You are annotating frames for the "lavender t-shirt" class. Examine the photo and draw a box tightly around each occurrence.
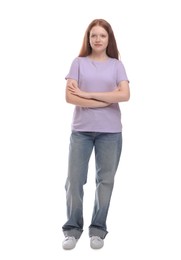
[65,56,129,132]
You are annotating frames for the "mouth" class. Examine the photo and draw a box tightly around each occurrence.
[94,44,102,47]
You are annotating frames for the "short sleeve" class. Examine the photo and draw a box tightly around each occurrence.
[65,57,79,81]
[116,60,129,84]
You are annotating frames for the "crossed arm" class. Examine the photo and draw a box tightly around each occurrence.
[65,79,130,108]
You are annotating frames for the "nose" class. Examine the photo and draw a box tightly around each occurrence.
[95,36,101,42]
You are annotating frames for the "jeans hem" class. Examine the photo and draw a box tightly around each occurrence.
[63,228,83,239]
[89,227,108,239]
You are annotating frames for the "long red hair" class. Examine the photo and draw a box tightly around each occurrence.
[78,19,120,59]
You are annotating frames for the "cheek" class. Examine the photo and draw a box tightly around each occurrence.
[104,39,109,47]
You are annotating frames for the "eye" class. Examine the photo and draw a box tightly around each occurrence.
[90,34,96,38]
[101,34,107,38]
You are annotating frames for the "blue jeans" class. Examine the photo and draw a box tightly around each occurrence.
[62,131,122,239]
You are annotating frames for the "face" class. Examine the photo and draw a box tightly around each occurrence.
[89,25,109,54]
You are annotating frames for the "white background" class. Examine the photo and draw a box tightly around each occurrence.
[0,0,181,259]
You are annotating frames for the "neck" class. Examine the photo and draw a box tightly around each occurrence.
[89,52,108,61]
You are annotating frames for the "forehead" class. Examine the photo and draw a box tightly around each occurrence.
[90,25,108,35]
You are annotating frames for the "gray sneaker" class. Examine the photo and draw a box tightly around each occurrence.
[62,236,77,250]
[90,236,104,249]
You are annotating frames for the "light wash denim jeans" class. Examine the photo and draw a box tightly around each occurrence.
[62,131,122,239]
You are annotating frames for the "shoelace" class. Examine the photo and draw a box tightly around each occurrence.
[92,236,102,242]
[65,236,75,241]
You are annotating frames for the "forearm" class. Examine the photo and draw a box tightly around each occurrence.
[87,91,129,103]
[66,92,110,108]
[68,80,130,103]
